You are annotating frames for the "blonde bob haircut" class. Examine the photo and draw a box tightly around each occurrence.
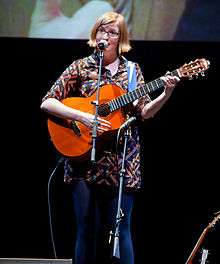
[87,11,131,55]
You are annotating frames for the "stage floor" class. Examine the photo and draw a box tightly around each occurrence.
[0,259,72,264]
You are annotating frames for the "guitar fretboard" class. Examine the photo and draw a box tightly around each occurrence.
[108,69,179,112]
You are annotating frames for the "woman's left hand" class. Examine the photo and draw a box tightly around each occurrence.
[161,74,180,96]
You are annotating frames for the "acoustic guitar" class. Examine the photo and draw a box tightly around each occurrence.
[47,58,210,160]
[185,212,220,264]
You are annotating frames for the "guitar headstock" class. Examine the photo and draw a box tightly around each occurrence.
[208,212,220,229]
[178,58,210,79]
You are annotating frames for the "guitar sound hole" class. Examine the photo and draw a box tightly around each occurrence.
[98,103,111,117]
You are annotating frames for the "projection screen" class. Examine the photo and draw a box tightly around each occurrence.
[0,0,219,41]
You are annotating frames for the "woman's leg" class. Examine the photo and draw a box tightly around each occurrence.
[71,181,99,264]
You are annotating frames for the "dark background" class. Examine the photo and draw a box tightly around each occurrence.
[0,37,219,263]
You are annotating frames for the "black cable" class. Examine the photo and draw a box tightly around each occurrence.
[47,156,64,259]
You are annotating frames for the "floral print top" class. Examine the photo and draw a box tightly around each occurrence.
[42,52,151,192]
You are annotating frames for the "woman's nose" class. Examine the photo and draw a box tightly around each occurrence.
[102,32,109,39]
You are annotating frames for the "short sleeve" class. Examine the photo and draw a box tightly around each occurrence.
[41,60,80,102]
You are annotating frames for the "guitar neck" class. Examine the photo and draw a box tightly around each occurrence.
[108,69,180,112]
[185,227,209,264]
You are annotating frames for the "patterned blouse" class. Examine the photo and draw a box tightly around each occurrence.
[42,52,151,192]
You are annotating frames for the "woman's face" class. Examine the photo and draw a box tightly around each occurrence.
[96,22,119,53]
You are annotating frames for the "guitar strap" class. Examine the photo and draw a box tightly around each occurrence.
[127,60,137,92]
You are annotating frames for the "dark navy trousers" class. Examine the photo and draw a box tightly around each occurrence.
[71,180,134,264]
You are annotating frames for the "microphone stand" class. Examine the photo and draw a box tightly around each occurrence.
[89,47,104,261]
[90,49,104,171]
[111,126,130,259]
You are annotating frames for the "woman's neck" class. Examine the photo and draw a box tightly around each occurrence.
[103,51,118,66]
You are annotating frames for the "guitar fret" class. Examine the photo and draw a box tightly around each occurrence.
[149,81,154,90]
[124,95,129,104]
[152,80,158,91]
[138,88,142,97]
[118,97,123,108]
[126,94,131,102]
[130,92,136,101]
[152,81,156,91]
[133,90,139,100]
[112,100,117,110]
[107,101,111,111]
[171,69,179,77]
[111,100,115,110]
[116,97,123,108]
[135,88,140,97]
[127,93,132,103]
[110,101,114,111]
[118,96,123,106]
[140,87,146,96]
[115,99,120,109]
[121,95,126,106]
[145,83,152,93]
[125,95,130,104]
[114,98,120,109]
[158,78,164,87]
[124,96,128,105]
[136,88,142,96]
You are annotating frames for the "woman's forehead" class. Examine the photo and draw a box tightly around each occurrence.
[101,21,119,30]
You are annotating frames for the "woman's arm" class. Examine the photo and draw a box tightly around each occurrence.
[41,98,111,132]
[141,75,180,119]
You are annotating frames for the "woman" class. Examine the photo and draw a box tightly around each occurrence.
[41,11,179,264]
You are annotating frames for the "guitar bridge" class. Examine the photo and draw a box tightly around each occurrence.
[70,121,81,137]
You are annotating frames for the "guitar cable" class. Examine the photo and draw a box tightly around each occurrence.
[47,156,65,259]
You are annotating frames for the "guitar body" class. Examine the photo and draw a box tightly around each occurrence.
[48,84,126,159]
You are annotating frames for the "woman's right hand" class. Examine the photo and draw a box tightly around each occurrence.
[78,112,111,133]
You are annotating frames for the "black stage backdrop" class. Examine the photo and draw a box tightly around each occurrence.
[0,37,219,264]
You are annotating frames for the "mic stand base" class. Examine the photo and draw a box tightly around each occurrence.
[113,236,120,259]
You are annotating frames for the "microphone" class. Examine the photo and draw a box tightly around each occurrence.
[120,116,136,130]
[98,40,108,50]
